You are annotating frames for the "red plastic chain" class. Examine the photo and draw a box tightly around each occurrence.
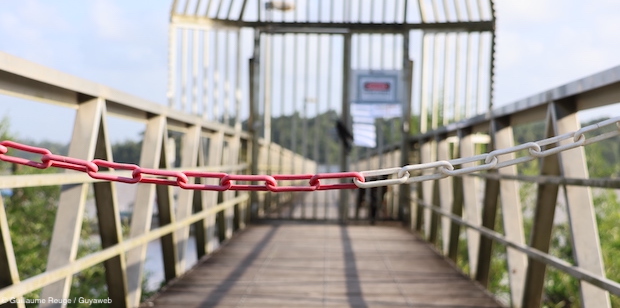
[88,160,141,184]
[0,140,366,192]
[309,172,365,190]
[180,171,230,191]
[0,141,52,169]
[270,174,319,192]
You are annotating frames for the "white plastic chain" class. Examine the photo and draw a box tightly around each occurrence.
[354,116,620,189]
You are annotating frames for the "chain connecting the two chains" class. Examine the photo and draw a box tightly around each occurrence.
[0,117,618,192]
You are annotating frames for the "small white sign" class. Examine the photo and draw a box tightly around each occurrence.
[352,70,402,105]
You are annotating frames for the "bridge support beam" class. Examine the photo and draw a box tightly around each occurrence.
[437,135,453,255]
[493,117,527,308]
[175,125,201,272]
[207,131,225,250]
[521,103,562,307]
[42,98,130,308]
[126,116,178,307]
[459,129,481,277]
[553,100,610,308]
[0,195,23,308]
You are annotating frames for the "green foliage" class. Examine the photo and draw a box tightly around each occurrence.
[595,190,620,307]
[271,110,342,164]
[111,139,142,165]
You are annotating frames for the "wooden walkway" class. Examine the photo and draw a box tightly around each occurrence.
[142,222,504,308]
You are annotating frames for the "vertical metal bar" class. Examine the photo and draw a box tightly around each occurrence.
[192,29,199,114]
[474,32,484,115]
[290,34,298,176]
[155,142,179,285]
[203,0,213,16]
[0,195,23,308]
[465,0,473,20]
[202,29,211,120]
[521,105,561,308]
[174,125,201,273]
[430,33,440,129]
[488,28,496,110]
[181,28,189,112]
[339,33,352,223]
[238,0,249,20]
[553,101,611,308]
[126,115,168,307]
[249,29,261,219]
[459,129,481,277]
[91,104,129,308]
[399,30,413,221]
[324,33,333,219]
[448,168,464,262]
[442,0,451,21]
[263,33,274,215]
[475,172,500,287]
[193,0,203,15]
[192,142,208,258]
[183,0,191,14]
[216,0,226,18]
[225,0,235,19]
[429,169,440,244]
[257,0,262,21]
[463,32,473,118]
[235,30,243,134]
[453,33,462,121]
[300,37,310,219]
[442,33,450,125]
[167,24,177,109]
[222,134,240,239]
[206,131,225,250]
[476,0,485,20]
[430,0,440,21]
[437,136,453,254]
[41,99,109,306]
[213,30,221,122]
[419,33,430,133]
[171,0,180,16]
[275,34,286,218]
[420,140,433,237]
[223,31,231,124]
[312,34,322,219]
[417,0,427,23]
[454,0,463,21]
[493,116,527,307]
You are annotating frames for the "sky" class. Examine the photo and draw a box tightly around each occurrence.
[0,0,619,143]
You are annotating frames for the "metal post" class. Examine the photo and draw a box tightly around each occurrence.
[399,31,413,221]
[249,29,261,220]
[339,33,352,223]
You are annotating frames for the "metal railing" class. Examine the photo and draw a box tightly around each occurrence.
[0,51,313,308]
[353,65,620,308]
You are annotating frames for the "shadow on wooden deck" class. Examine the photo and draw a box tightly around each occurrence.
[141,221,505,308]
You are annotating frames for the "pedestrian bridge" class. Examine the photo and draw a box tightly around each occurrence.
[1,1,620,307]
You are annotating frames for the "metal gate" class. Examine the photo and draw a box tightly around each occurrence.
[168,0,496,222]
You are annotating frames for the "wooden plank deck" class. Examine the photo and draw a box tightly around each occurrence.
[142,222,505,308]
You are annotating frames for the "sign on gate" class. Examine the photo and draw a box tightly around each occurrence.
[350,70,403,147]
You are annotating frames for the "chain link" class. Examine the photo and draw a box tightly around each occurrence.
[0,117,618,192]
[357,116,620,187]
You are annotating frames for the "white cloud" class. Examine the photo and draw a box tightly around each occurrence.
[493,0,620,104]
[91,0,134,41]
